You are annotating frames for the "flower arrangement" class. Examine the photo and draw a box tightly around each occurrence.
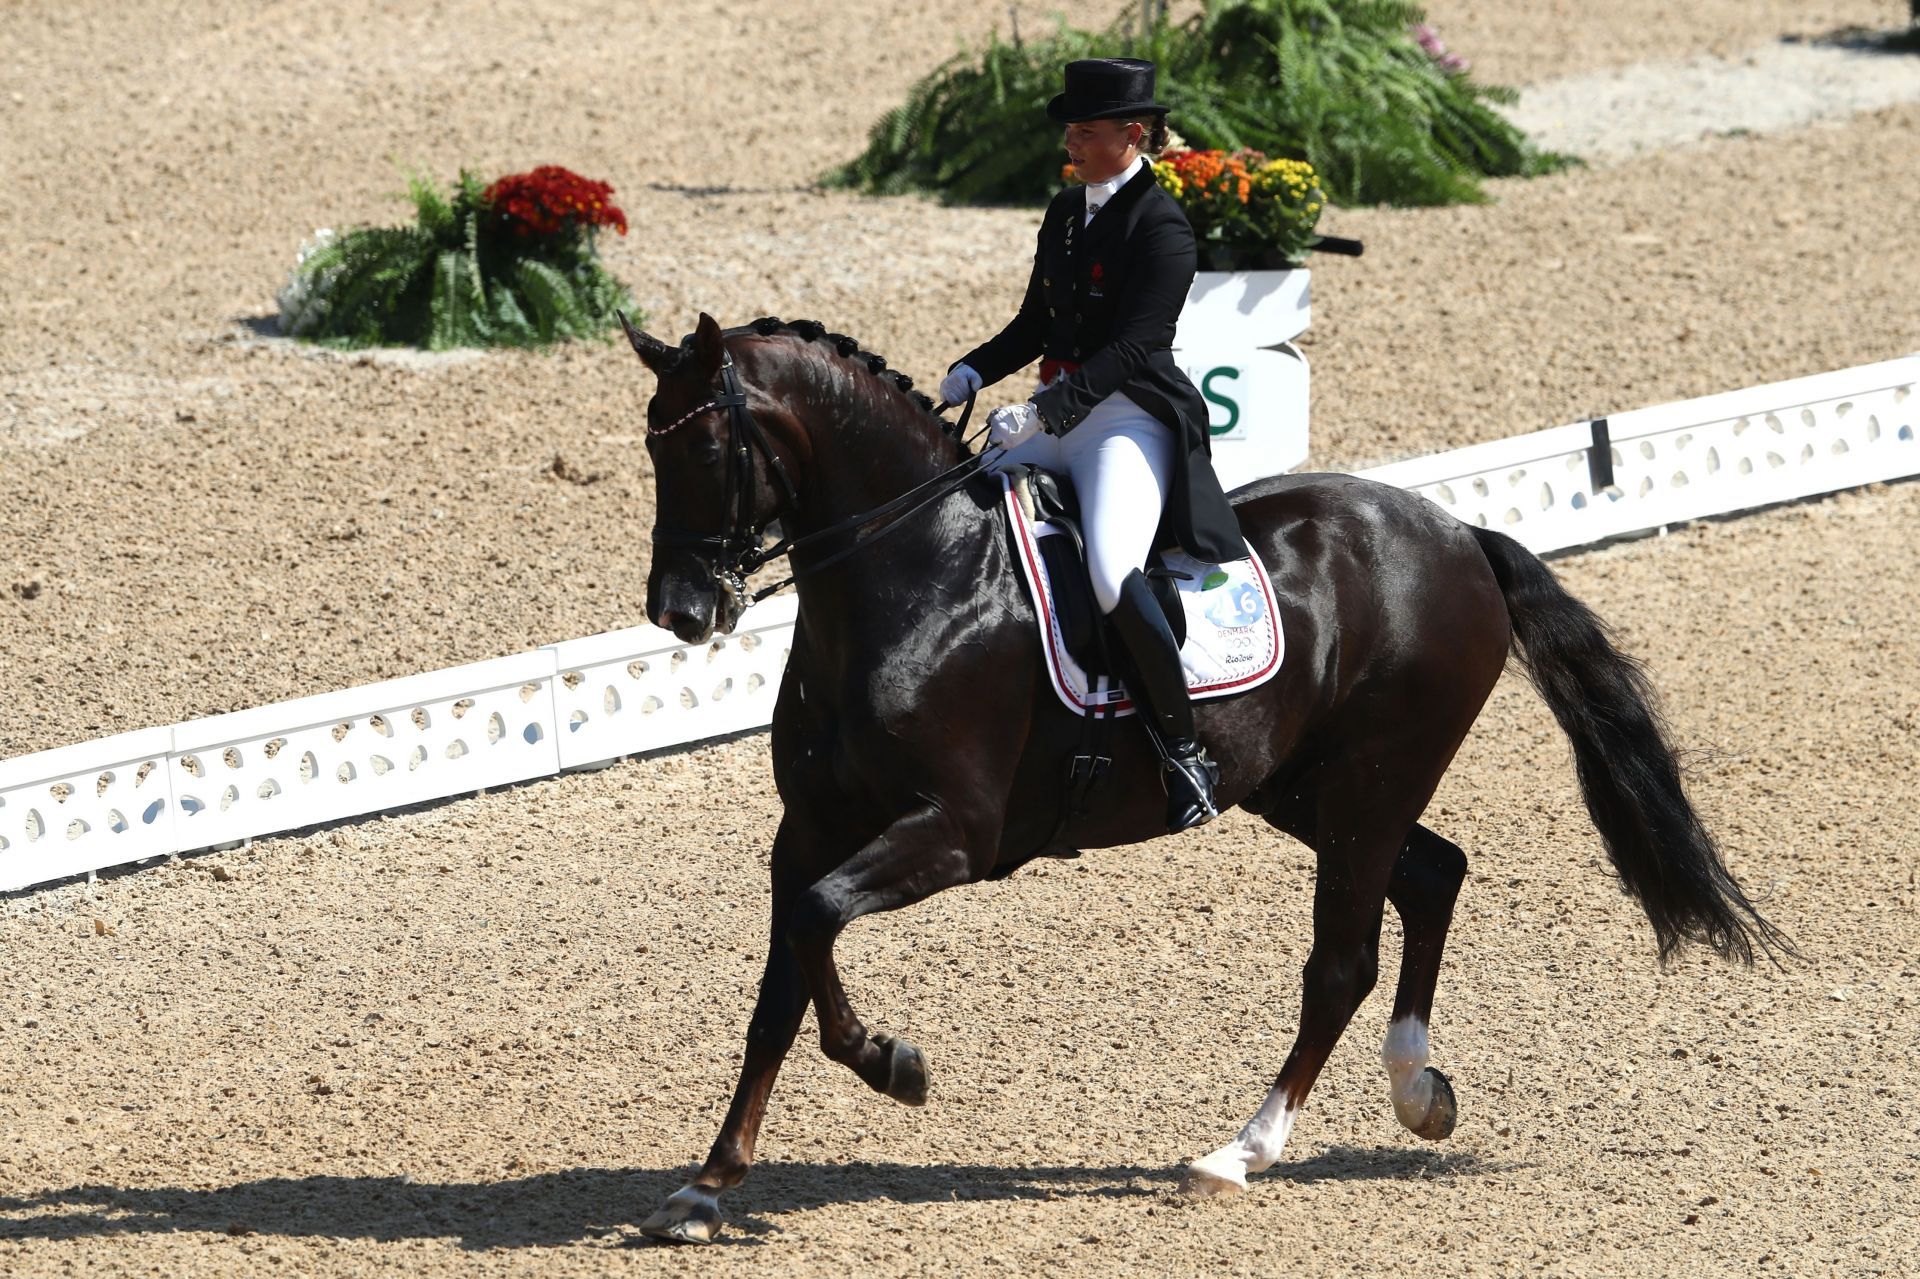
[277,166,637,350]
[1151,149,1325,270]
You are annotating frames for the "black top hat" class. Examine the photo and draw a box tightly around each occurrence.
[1047,57,1169,123]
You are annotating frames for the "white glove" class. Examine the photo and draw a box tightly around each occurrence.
[986,401,1043,450]
[939,362,982,406]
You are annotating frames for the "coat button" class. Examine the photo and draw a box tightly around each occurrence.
[1043,278,1051,287]
[1074,313,1082,322]
[1049,307,1056,317]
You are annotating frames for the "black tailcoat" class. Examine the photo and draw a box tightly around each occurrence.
[955,161,1244,563]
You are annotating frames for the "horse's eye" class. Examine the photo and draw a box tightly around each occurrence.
[692,437,724,467]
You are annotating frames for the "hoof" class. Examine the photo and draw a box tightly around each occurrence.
[639,1185,722,1245]
[1180,1149,1249,1198]
[874,1033,929,1106]
[1410,1067,1457,1141]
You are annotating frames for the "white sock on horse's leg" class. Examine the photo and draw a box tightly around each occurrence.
[1383,1015,1436,1130]
[1182,1085,1297,1196]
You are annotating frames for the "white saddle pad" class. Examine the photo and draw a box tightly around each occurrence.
[1002,475,1284,718]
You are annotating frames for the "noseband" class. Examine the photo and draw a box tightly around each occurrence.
[648,337,986,610]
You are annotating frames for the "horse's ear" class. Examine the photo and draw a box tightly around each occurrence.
[690,311,727,379]
[617,310,673,374]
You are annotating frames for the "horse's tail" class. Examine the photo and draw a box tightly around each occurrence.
[1470,525,1795,967]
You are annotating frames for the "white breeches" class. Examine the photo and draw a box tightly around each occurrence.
[992,387,1175,614]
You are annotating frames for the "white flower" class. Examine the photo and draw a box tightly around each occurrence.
[276,228,341,337]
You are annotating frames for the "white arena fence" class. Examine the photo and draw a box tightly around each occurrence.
[3,354,1914,894]
[1358,356,1917,554]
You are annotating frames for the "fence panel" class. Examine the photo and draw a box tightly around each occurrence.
[1356,357,1918,554]
[166,652,561,854]
[547,598,798,770]
[0,728,177,893]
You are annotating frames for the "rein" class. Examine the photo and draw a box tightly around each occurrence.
[649,341,990,609]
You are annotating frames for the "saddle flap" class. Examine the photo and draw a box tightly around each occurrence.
[1144,558,1188,651]
[1035,532,1109,678]
[1016,464,1181,651]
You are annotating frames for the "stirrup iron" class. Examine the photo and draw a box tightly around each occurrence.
[1158,738,1220,833]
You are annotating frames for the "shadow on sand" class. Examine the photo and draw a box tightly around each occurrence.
[0,1146,1522,1250]
[1789,24,1920,54]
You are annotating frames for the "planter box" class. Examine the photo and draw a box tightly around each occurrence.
[1173,269,1312,491]
[1175,269,1311,350]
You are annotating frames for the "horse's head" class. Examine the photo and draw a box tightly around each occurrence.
[622,310,799,643]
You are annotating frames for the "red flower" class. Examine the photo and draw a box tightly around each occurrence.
[483,165,628,239]
[1090,261,1104,284]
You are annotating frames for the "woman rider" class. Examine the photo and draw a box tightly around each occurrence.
[940,57,1244,834]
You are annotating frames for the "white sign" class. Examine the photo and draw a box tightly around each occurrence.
[1174,344,1311,490]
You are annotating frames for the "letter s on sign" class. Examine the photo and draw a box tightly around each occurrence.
[1202,366,1241,436]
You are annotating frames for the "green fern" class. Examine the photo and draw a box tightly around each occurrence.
[515,259,575,342]
[408,172,456,239]
[823,0,1572,209]
[428,249,469,349]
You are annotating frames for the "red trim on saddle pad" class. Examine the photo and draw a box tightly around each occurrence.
[1039,358,1083,384]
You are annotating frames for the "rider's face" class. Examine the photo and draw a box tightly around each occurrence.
[1062,119,1142,185]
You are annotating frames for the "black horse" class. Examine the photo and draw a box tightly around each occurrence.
[622,312,1789,1243]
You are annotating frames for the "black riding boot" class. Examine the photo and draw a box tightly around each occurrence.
[1106,568,1220,833]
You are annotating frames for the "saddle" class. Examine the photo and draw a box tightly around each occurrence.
[1003,469,1284,720]
[1014,466,1187,677]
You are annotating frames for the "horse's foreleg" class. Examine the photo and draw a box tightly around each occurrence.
[1183,818,1399,1197]
[1381,824,1468,1141]
[787,802,979,1104]
[641,851,812,1244]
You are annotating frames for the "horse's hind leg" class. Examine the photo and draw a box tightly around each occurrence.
[1182,809,1400,1196]
[1382,824,1468,1141]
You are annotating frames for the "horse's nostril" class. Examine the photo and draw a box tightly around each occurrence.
[657,610,712,644]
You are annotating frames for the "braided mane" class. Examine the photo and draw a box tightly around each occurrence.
[668,311,975,445]
[744,314,943,413]
[668,315,966,448]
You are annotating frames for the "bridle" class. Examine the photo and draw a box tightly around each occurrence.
[647,335,987,611]
[647,346,803,612]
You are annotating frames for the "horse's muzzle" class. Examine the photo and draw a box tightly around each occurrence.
[648,559,721,644]
[649,569,746,644]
